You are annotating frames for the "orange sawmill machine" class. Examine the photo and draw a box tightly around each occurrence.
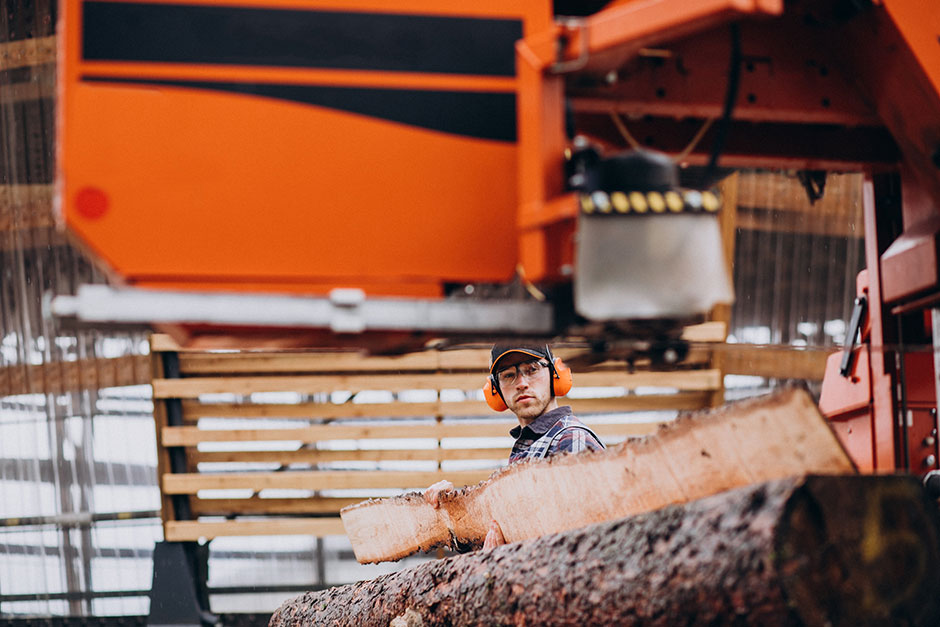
[55,0,940,474]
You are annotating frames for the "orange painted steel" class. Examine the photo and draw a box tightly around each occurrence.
[820,348,875,472]
[59,0,940,294]
[59,0,782,293]
[59,0,551,296]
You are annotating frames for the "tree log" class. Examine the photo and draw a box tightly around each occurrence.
[272,474,940,626]
[341,387,854,563]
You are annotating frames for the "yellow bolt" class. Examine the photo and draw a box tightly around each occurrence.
[630,191,648,213]
[665,191,683,212]
[647,192,666,213]
[611,192,629,213]
[702,191,720,212]
[580,195,595,214]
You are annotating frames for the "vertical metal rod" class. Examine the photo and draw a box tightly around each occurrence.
[67,246,105,617]
[315,538,326,586]
[896,315,910,472]
[931,309,940,467]
[786,178,802,347]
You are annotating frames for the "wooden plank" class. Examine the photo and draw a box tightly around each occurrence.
[736,206,863,238]
[0,354,151,398]
[154,373,483,397]
[176,348,709,376]
[708,172,737,407]
[153,369,721,399]
[175,350,489,375]
[190,447,512,465]
[181,392,712,420]
[736,171,864,217]
[158,326,725,375]
[339,387,855,563]
[720,344,834,381]
[0,184,55,234]
[150,334,185,353]
[164,517,346,541]
[162,469,494,494]
[154,333,488,369]
[162,420,661,446]
[182,399,486,419]
[0,35,56,71]
[679,321,726,343]
[166,423,506,445]
[190,497,362,516]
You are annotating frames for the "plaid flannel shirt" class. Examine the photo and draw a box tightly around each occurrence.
[508,406,605,463]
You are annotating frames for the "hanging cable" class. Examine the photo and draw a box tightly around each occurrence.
[674,118,715,163]
[700,22,741,189]
[608,110,642,150]
[610,109,715,164]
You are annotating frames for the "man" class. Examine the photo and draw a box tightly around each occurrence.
[425,344,605,548]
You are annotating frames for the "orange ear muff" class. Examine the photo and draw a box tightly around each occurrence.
[552,358,573,397]
[483,376,508,412]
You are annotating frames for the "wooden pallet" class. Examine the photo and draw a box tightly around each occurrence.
[151,328,725,541]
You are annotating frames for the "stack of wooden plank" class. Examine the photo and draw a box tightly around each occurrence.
[149,327,724,542]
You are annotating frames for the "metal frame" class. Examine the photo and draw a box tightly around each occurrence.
[51,285,555,335]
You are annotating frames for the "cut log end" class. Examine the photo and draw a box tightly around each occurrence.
[776,475,940,626]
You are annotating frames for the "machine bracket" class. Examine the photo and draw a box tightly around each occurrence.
[839,295,868,377]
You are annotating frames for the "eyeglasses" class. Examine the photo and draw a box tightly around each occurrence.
[496,360,549,387]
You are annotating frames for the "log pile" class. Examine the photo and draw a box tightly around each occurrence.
[272,474,940,626]
[341,387,854,563]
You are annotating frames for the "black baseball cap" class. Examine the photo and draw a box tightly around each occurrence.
[489,344,552,375]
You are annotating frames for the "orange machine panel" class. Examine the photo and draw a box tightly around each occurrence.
[59,0,552,296]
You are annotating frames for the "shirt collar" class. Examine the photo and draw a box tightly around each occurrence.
[509,405,572,440]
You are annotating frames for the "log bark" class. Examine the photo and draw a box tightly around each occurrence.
[272,475,940,626]
[342,387,854,563]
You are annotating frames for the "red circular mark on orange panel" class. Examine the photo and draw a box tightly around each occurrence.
[75,187,109,220]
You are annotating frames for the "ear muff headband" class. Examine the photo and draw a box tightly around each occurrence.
[538,346,574,398]
[482,349,573,412]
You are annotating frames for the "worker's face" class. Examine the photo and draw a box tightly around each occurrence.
[497,357,554,422]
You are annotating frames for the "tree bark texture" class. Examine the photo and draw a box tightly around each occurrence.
[272,475,940,627]
[342,387,854,563]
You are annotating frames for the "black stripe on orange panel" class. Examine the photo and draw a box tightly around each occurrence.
[81,76,517,142]
[82,2,522,77]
